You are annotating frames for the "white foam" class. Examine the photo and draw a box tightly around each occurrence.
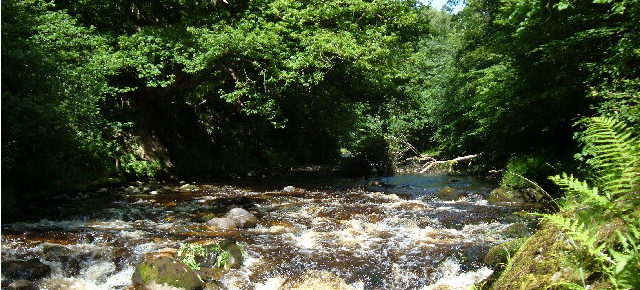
[423,258,493,290]
[254,277,286,290]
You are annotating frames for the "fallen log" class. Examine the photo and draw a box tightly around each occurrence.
[419,154,479,173]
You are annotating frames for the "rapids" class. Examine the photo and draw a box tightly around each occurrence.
[1,173,538,290]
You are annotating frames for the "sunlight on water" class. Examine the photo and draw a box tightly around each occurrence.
[1,173,537,289]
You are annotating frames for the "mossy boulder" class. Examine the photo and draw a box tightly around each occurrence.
[499,223,531,239]
[488,187,524,203]
[435,187,463,201]
[489,221,579,290]
[484,238,527,267]
[132,256,204,290]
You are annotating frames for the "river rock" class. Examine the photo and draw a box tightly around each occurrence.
[205,218,237,231]
[226,208,257,229]
[41,244,72,261]
[500,222,531,239]
[125,186,141,193]
[218,240,245,269]
[132,256,204,290]
[1,259,51,280]
[179,184,201,191]
[5,280,39,290]
[435,187,463,201]
[489,187,526,203]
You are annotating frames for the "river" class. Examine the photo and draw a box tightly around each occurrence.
[1,173,538,289]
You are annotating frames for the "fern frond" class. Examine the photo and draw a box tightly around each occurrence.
[579,117,640,200]
[550,173,610,206]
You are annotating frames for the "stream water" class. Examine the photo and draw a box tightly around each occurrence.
[1,173,538,290]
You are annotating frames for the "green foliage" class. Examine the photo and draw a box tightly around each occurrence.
[178,241,247,270]
[500,153,555,189]
[178,243,207,271]
[415,0,640,171]
[3,0,430,205]
[547,117,640,289]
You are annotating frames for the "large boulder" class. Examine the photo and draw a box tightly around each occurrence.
[205,218,237,231]
[132,256,204,290]
[1,259,51,280]
[226,208,257,229]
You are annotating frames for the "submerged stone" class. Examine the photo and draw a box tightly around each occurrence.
[1,259,51,280]
[5,280,39,290]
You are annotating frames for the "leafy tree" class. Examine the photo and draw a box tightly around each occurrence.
[2,0,431,212]
[415,0,639,182]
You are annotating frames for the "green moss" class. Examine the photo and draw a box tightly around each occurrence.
[484,238,527,267]
[435,187,461,201]
[490,221,577,290]
[136,264,155,284]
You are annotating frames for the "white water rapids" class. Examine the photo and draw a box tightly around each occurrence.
[1,173,538,289]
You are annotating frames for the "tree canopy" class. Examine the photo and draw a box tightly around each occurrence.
[2,0,638,209]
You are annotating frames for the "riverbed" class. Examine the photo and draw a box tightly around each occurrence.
[1,173,538,289]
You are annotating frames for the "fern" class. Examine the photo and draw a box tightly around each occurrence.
[546,117,640,289]
[577,117,640,204]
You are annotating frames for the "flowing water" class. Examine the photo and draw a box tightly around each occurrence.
[1,173,539,290]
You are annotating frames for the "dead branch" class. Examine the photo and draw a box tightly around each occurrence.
[419,154,479,173]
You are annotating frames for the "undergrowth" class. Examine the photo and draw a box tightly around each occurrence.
[544,117,640,289]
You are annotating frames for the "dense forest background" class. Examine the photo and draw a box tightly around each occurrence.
[2,0,638,213]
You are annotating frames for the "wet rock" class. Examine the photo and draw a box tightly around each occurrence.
[500,223,530,239]
[226,208,257,229]
[488,187,531,203]
[217,240,245,269]
[196,267,224,282]
[96,187,108,193]
[41,244,73,263]
[281,186,305,196]
[484,238,527,267]
[435,187,463,201]
[1,259,51,280]
[125,186,141,193]
[113,247,134,272]
[202,281,225,290]
[205,218,237,231]
[132,256,204,290]
[5,280,39,290]
[180,184,201,191]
